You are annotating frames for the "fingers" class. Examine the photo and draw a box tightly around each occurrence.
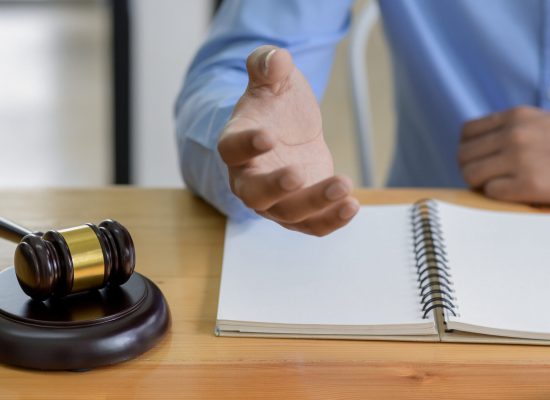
[483,177,518,202]
[461,107,541,142]
[484,175,550,204]
[261,175,354,224]
[231,170,359,236]
[461,106,550,204]
[484,176,547,203]
[218,129,274,167]
[458,129,504,165]
[246,45,294,93]
[462,152,512,188]
[462,112,504,141]
[280,198,360,237]
[232,166,305,211]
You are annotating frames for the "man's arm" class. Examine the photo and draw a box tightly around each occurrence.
[175,0,354,221]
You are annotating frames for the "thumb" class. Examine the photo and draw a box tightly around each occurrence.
[246,45,294,92]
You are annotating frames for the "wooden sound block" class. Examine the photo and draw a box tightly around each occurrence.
[0,267,170,371]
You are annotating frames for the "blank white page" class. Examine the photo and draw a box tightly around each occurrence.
[218,204,433,332]
[438,201,550,339]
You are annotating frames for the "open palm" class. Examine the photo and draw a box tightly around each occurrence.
[218,46,359,236]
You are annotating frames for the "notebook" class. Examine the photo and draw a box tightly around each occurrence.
[216,199,550,344]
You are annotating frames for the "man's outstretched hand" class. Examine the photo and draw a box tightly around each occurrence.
[459,106,550,204]
[218,46,359,236]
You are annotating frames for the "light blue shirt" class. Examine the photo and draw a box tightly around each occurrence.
[175,0,547,219]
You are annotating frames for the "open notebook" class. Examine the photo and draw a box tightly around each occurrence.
[216,200,550,344]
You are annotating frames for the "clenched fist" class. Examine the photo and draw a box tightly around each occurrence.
[459,106,550,204]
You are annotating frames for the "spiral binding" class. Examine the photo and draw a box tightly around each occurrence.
[411,199,458,319]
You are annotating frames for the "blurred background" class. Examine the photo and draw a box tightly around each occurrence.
[0,0,394,188]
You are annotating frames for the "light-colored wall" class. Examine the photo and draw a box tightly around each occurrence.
[0,1,211,188]
[0,2,111,187]
[131,0,210,187]
[0,1,392,189]
[322,0,395,187]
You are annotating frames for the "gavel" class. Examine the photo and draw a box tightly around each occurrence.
[0,218,135,301]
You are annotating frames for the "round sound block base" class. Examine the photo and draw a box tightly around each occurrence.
[0,267,170,371]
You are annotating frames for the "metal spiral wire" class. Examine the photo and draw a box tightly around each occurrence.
[411,200,459,319]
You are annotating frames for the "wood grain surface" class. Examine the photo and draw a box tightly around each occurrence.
[0,188,549,399]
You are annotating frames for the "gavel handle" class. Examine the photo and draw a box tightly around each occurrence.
[0,218,35,243]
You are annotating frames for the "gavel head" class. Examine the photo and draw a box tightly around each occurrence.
[13,220,135,301]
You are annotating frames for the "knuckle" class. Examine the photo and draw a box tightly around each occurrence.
[462,166,478,186]
[509,106,534,120]
[484,181,506,199]
[236,176,281,211]
[508,107,524,120]
[235,185,259,209]
[522,174,544,194]
[507,128,530,147]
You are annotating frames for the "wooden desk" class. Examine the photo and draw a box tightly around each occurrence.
[1,188,550,399]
